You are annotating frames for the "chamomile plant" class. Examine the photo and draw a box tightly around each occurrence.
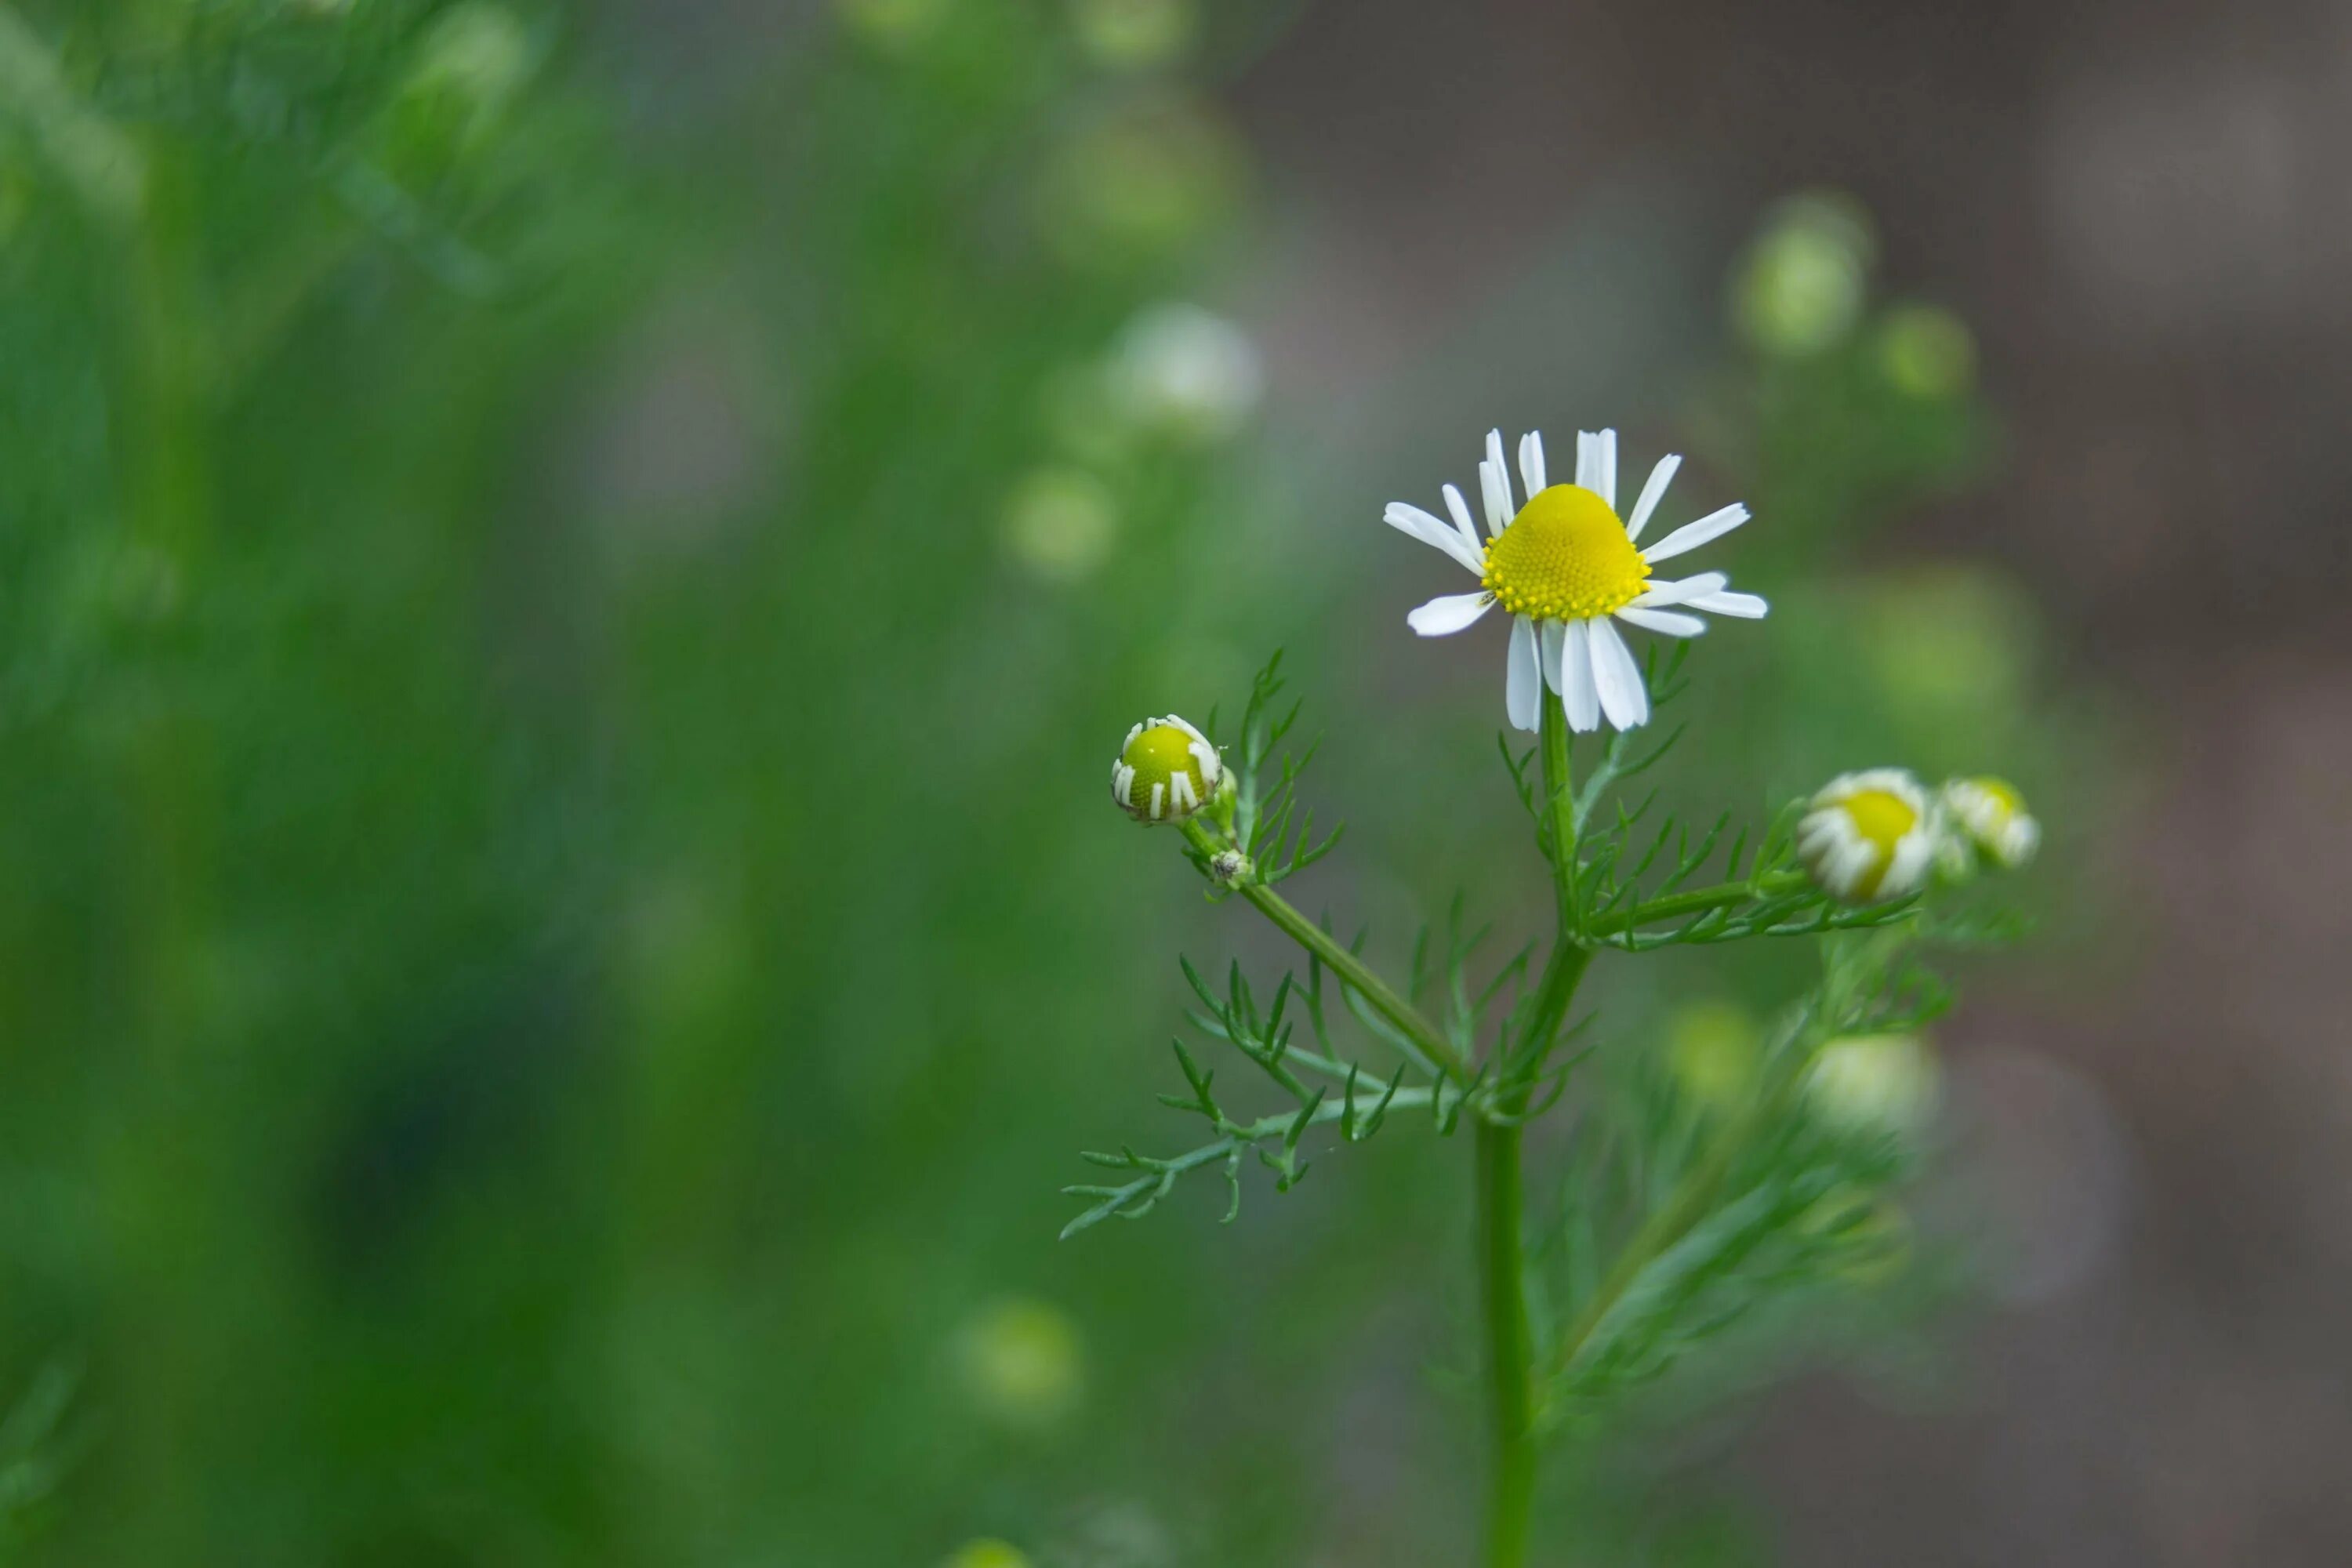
[1065,427,2038,1568]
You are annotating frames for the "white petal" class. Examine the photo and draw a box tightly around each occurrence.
[1477,461,1512,537]
[1586,615,1650,730]
[1441,483,1483,556]
[1628,572,1728,608]
[1519,430,1547,497]
[1613,605,1707,637]
[1625,453,1682,542]
[1575,430,1617,510]
[1539,619,1565,693]
[1407,590,1494,636]
[1505,616,1541,733]
[1642,502,1750,564]
[1385,501,1486,575]
[1559,618,1600,732]
[1483,429,1515,533]
[1684,589,1769,619]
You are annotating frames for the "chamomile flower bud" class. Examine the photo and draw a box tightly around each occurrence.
[1110,715,1222,824]
[1795,768,1937,904]
[953,1298,1084,1430]
[1940,775,2041,870]
[1806,1031,1941,1138]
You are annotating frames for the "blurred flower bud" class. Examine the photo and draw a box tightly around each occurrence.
[953,1298,1083,1430]
[1875,303,1978,400]
[944,1541,1033,1568]
[1806,1031,1941,1138]
[1796,768,1936,904]
[388,4,538,172]
[1940,775,2040,870]
[1111,716,1221,824]
[1733,190,1877,358]
[1856,567,2036,750]
[1110,303,1264,445]
[836,0,953,49]
[1002,467,1118,583]
[1071,0,1197,69]
[1036,97,1247,267]
[1664,1000,1759,1112]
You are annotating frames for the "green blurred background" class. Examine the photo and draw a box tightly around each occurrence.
[1,1,2345,1563]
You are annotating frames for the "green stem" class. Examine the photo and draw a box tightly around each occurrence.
[1477,691,1591,1566]
[1181,820,1471,1084]
[1476,1120,1536,1568]
[0,5,147,227]
[1587,869,1810,938]
[1544,1078,1785,1388]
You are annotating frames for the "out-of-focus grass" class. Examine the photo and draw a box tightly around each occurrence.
[0,4,2082,1565]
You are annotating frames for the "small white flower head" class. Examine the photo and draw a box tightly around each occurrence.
[1796,768,1938,904]
[1383,427,1766,733]
[1805,1031,1941,1138]
[1110,714,1221,823]
[1208,847,1251,884]
[1110,303,1264,444]
[1940,775,2040,870]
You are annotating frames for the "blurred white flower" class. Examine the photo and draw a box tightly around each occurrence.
[1002,468,1118,583]
[1806,1031,1942,1138]
[1385,427,1766,733]
[1110,303,1263,444]
[1941,775,2042,869]
[1796,768,1938,904]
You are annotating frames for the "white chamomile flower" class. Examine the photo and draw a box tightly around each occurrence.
[1796,768,1938,904]
[1806,1031,1941,1138]
[1110,714,1221,823]
[1384,427,1766,732]
[1940,776,2040,869]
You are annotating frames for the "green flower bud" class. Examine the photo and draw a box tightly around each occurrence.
[953,1298,1083,1430]
[1110,714,1221,824]
[944,1541,1033,1568]
[1876,303,1977,399]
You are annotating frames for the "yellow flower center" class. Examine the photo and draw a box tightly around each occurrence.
[1841,788,1920,898]
[1481,485,1651,621]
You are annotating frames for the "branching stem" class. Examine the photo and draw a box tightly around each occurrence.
[1180,820,1472,1084]
[1477,691,1592,1568]
[1588,869,1811,938]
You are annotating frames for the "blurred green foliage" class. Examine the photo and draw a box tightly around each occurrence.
[0,3,2080,1566]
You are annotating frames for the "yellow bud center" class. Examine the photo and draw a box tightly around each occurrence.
[1480,485,1651,621]
[1968,777,2024,817]
[1840,788,1920,898]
